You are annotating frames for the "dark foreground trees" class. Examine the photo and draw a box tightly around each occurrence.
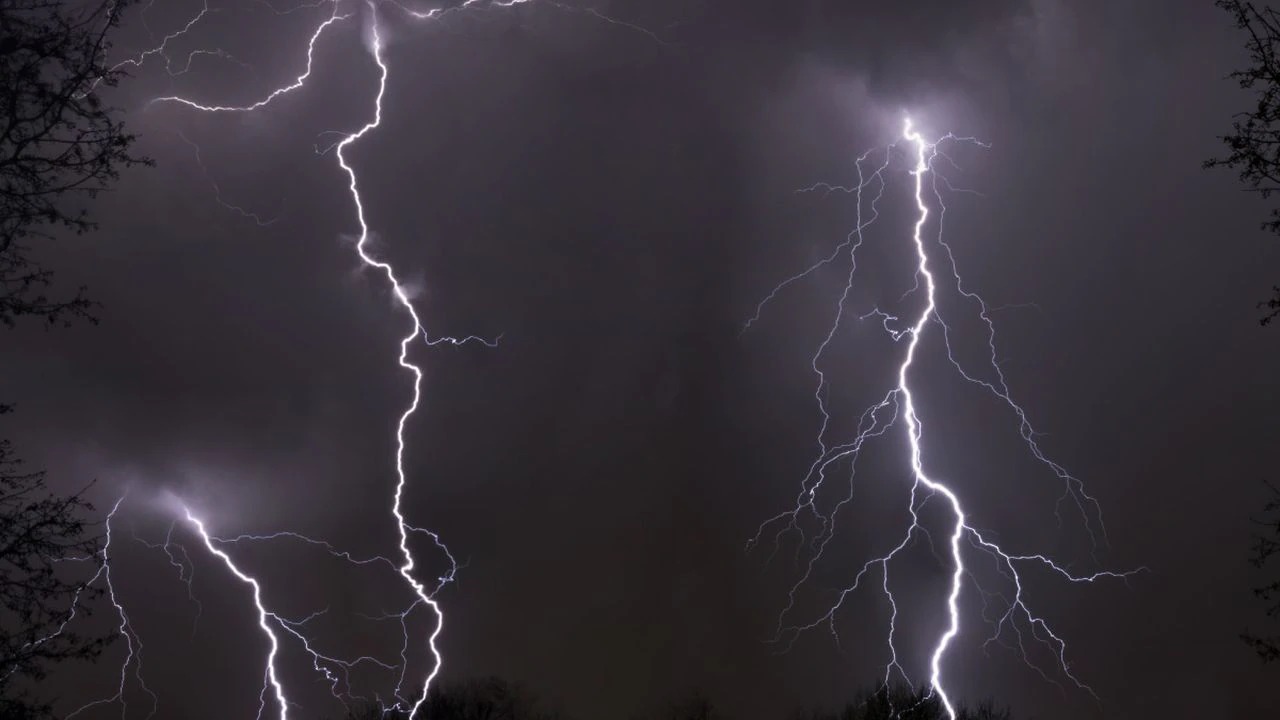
[1205,0,1280,324]
[0,406,109,719]
[788,685,1011,720]
[338,677,562,720]
[336,681,1011,720]
[1,0,146,714]
[1243,482,1280,662]
[1205,0,1280,669]
[1,0,149,327]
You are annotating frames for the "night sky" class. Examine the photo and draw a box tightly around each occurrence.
[4,0,1280,718]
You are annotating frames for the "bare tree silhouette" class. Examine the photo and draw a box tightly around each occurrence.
[1243,482,1280,662]
[0,408,108,719]
[1,0,150,327]
[1204,0,1280,324]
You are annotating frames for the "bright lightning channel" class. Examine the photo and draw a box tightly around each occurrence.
[142,0,463,710]
[67,0,657,716]
[183,508,290,720]
[748,118,1144,719]
[130,520,204,633]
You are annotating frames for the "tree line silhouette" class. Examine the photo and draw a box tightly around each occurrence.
[330,679,1012,720]
[1205,0,1280,663]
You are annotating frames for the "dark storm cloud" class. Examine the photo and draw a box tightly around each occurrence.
[689,0,1048,115]
[2,0,1279,719]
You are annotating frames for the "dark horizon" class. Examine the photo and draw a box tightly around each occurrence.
[3,0,1279,718]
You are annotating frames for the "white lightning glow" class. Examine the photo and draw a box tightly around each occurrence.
[127,508,427,714]
[897,118,964,717]
[748,118,1144,719]
[69,1,658,716]
[184,508,290,720]
[176,132,281,226]
[65,496,159,720]
[149,2,352,113]
[332,8,446,713]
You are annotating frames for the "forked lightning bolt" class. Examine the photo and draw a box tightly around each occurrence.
[183,509,289,720]
[747,118,1143,719]
[65,497,159,720]
[60,0,655,717]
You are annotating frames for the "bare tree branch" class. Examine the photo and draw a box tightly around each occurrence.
[1242,481,1280,663]
[1207,0,1280,668]
[0,1,143,713]
[0,406,109,719]
[0,0,151,328]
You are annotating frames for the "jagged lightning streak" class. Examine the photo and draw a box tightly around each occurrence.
[112,2,463,713]
[894,119,964,716]
[748,118,1143,719]
[176,132,282,226]
[183,508,290,720]
[125,504,433,714]
[179,507,419,718]
[65,496,159,720]
[329,11,448,714]
[131,520,204,632]
[93,0,653,715]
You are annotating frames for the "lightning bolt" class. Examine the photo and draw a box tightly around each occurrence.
[182,508,290,720]
[148,0,352,113]
[65,496,159,720]
[330,11,449,713]
[58,1,659,716]
[747,118,1144,719]
[130,520,203,632]
[176,132,282,226]
[178,507,423,718]
[112,500,443,717]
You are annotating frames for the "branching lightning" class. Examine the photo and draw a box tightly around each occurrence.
[747,118,1144,718]
[176,131,282,225]
[59,0,656,717]
[65,497,159,720]
[54,1,1135,716]
[130,520,203,632]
